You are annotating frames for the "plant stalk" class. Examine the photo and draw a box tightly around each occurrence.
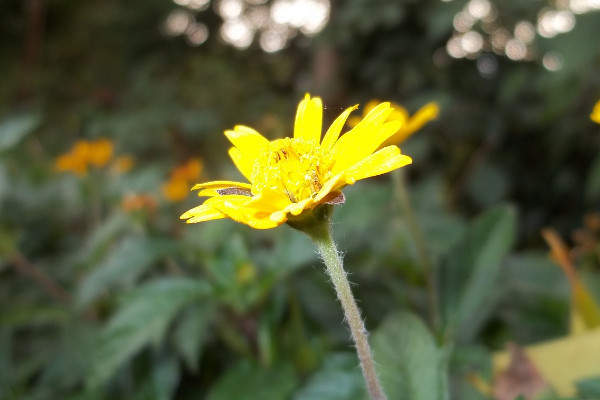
[308,221,387,400]
[392,169,440,332]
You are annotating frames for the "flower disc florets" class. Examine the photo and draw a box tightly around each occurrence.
[181,94,413,229]
[252,138,331,203]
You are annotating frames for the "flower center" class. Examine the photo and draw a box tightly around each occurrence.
[252,138,331,202]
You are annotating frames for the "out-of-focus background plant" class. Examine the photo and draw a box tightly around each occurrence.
[1,0,599,399]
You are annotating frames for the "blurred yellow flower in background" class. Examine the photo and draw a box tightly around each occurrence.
[86,138,113,167]
[121,193,158,213]
[54,138,115,176]
[181,94,412,229]
[111,155,135,174]
[348,100,439,147]
[591,99,600,124]
[162,158,203,202]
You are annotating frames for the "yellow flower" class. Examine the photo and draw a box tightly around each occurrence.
[87,138,114,167]
[162,158,204,202]
[348,100,439,147]
[111,155,135,174]
[181,94,413,229]
[54,138,115,176]
[121,193,158,213]
[171,158,203,182]
[591,100,600,124]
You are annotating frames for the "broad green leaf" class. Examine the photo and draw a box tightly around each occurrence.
[294,353,366,400]
[149,354,180,400]
[0,306,69,327]
[74,213,131,265]
[0,328,10,398]
[76,237,180,309]
[576,376,600,399]
[38,323,96,390]
[371,311,448,400]
[206,361,297,400]
[259,227,316,274]
[0,114,40,152]
[88,277,210,387]
[449,345,493,400]
[62,391,104,400]
[172,302,214,372]
[465,162,510,207]
[123,354,180,400]
[441,204,517,342]
[585,153,600,203]
[502,252,570,342]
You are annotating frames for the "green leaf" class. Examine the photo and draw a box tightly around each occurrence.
[76,237,180,309]
[371,311,448,400]
[0,113,40,152]
[465,162,510,207]
[88,277,210,387]
[149,354,180,400]
[206,361,297,400]
[441,204,517,342]
[293,353,366,400]
[576,376,600,399]
[0,328,11,398]
[75,213,131,265]
[172,302,214,372]
[585,153,600,203]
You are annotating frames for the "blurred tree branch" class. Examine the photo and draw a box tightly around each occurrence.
[10,250,72,305]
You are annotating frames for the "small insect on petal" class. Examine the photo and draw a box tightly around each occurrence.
[216,187,253,196]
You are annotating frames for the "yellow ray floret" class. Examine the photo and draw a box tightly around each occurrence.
[348,100,439,147]
[591,99,600,124]
[181,94,413,229]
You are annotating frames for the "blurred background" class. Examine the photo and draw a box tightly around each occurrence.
[1,0,600,399]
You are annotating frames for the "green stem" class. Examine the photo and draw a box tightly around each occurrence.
[392,169,440,332]
[307,220,387,400]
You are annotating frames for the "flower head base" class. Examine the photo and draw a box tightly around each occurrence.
[181,94,413,229]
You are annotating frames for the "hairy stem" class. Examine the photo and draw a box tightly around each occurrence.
[308,222,387,400]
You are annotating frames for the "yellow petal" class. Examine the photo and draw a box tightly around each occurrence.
[331,115,401,175]
[342,145,412,182]
[269,210,288,223]
[363,100,381,115]
[245,188,292,211]
[191,180,252,191]
[294,94,323,143]
[268,198,314,224]
[228,147,254,182]
[388,103,410,125]
[383,102,439,147]
[211,197,281,229]
[284,197,314,216]
[314,172,348,203]
[224,125,269,158]
[180,203,226,223]
[321,104,358,150]
[591,100,600,124]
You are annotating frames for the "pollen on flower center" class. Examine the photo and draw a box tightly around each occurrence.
[252,137,331,202]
